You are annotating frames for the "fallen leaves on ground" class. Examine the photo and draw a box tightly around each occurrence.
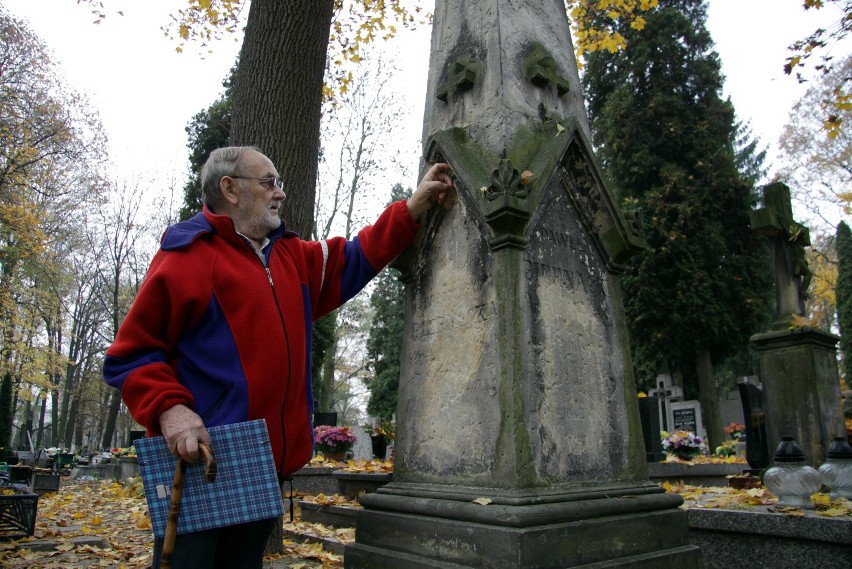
[662,480,852,517]
[281,539,343,566]
[339,459,393,474]
[308,456,349,467]
[284,520,355,545]
[0,478,152,568]
[662,455,748,465]
[305,456,394,474]
[0,478,347,568]
[300,493,362,508]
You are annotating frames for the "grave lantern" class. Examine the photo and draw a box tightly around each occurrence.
[763,437,821,509]
[818,437,852,499]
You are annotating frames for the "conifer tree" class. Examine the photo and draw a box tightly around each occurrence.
[179,64,236,221]
[836,221,852,380]
[365,184,410,419]
[582,0,772,448]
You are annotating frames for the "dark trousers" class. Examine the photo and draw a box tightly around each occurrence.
[151,517,277,569]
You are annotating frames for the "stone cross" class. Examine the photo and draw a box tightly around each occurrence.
[750,183,845,465]
[345,1,702,567]
[750,182,812,327]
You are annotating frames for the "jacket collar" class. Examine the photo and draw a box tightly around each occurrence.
[160,204,293,251]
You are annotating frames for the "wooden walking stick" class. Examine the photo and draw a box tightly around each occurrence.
[160,442,217,569]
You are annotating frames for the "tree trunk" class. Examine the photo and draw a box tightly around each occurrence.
[100,390,122,450]
[230,0,335,237]
[35,394,46,448]
[318,321,339,412]
[695,347,724,451]
[64,395,80,449]
[50,388,59,447]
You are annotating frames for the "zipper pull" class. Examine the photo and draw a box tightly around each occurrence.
[265,267,274,286]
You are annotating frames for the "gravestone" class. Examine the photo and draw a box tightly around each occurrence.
[349,426,372,460]
[719,385,746,429]
[649,373,684,431]
[345,2,701,567]
[750,183,846,464]
[669,400,705,442]
[737,379,770,470]
[312,412,337,427]
[637,396,665,462]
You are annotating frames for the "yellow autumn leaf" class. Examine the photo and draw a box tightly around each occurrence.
[136,516,152,530]
[472,497,492,505]
[775,507,806,517]
[812,493,831,508]
[817,507,850,517]
[55,542,76,552]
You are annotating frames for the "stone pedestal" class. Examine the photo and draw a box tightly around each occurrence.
[349,483,700,568]
[750,328,846,464]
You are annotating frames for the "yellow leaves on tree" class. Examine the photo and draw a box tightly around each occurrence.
[803,238,838,330]
[565,0,659,62]
[784,0,851,134]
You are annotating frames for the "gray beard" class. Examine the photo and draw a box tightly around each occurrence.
[238,202,281,238]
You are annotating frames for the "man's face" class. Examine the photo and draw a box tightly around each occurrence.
[232,150,285,238]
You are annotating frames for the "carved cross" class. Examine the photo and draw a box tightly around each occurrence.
[750,182,812,326]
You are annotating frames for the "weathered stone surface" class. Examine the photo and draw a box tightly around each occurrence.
[751,328,846,464]
[348,0,698,566]
[688,507,852,569]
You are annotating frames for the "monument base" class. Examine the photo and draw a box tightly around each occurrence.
[345,482,703,568]
[750,327,845,463]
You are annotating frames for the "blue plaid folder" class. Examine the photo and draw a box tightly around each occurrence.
[135,419,284,538]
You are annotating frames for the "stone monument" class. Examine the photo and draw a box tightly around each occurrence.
[345,2,702,567]
[750,182,846,464]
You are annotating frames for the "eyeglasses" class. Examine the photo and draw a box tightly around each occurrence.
[229,176,285,191]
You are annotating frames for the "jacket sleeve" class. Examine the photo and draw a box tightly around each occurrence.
[102,250,211,433]
[306,199,419,319]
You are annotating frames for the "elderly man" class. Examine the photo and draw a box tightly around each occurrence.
[103,146,452,568]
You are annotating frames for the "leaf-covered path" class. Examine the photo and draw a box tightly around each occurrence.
[0,479,342,568]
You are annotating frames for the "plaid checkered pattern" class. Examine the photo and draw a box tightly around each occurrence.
[136,419,284,537]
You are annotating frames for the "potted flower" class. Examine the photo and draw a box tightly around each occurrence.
[661,430,705,461]
[365,420,395,460]
[313,425,357,461]
[714,439,737,457]
[724,422,745,440]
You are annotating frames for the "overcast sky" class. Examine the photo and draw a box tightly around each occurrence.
[3,0,848,208]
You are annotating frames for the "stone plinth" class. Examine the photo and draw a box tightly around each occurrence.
[647,462,747,487]
[289,466,338,496]
[72,464,118,481]
[688,507,852,569]
[751,328,846,463]
[116,458,140,481]
[298,501,359,528]
[333,471,392,500]
[350,484,699,568]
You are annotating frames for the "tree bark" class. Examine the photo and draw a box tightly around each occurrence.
[100,390,122,450]
[230,0,335,237]
[695,347,724,450]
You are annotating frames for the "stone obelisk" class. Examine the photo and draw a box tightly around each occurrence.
[346,2,702,567]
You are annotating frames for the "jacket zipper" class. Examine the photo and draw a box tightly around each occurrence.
[249,242,293,473]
